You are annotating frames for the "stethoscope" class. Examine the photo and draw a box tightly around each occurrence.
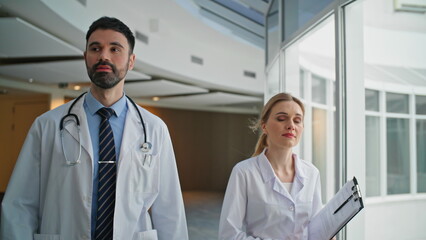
[59,92,152,165]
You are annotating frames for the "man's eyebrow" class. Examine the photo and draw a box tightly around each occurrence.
[88,41,100,47]
[110,41,125,48]
[87,41,125,48]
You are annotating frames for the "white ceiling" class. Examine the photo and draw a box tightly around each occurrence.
[124,79,208,97]
[2,0,423,112]
[364,64,426,87]
[0,0,265,112]
[189,0,267,47]
[159,92,262,106]
[0,59,151,84]
[0,17,81,58]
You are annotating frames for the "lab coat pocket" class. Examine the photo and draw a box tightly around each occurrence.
[132,229,158,240]
[130,151,160,194]
[34,234,62,240]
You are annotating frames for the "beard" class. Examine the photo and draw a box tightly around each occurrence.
[87,61,128,89]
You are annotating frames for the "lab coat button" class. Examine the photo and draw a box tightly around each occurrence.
[289,205,295,211]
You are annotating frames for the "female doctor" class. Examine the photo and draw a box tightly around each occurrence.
[219,93,324,240]
[0,17,188,240]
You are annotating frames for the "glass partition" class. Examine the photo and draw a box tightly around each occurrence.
[418,119,426,193]
[352,0,426,197]
[365,115,380,196]
[386,117,410,194]
[265,57,280,102]
[265,0,426,238]
[266,0,280,65]
[282,16,336,203]
[282,0,333,41]
[346,0,426,238]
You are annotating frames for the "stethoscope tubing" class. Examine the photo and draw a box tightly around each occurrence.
[59,92,86,130]
[125,94,148,144]
[60,92,150,165]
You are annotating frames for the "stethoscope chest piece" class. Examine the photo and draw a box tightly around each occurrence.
[141,142,152,152]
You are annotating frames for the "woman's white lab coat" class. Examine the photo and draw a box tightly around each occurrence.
[218,150,322,240]
[0,96,188,240]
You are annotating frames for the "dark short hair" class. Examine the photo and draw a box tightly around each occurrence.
[86,16,135,53]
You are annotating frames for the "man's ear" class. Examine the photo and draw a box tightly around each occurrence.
[128,53,135,70]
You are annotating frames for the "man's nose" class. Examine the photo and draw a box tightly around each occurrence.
[98,49,111,61]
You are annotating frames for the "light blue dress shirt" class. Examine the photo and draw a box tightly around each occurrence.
[83,90,128,238]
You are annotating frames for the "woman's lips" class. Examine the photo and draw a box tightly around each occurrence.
[282,133,295,138]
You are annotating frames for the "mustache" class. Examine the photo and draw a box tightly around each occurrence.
[92,61,116,72]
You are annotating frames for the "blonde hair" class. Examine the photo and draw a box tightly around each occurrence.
[250,93,305,157]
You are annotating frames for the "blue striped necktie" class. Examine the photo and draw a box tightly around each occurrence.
[95,107,116,240]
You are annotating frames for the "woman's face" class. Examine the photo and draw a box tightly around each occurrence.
[262,101,304,150]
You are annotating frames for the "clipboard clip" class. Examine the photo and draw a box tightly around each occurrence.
[352,184,362,202]
[333,182,362,215]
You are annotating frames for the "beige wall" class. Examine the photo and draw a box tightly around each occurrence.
[0,92,258,193]
[144,106,258,191]
[0,93,50,192]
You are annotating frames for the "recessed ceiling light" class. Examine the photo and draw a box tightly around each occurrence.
[152,96,160,101]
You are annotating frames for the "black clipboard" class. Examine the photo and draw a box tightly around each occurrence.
[308,176,364,240]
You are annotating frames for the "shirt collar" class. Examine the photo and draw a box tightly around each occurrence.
[84,90,127,117]
[257,148,307,183]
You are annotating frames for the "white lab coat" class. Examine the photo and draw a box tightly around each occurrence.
[219,150,322,240]
[0,95,188,240]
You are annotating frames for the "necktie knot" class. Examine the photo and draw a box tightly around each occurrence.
[97,107,115,120]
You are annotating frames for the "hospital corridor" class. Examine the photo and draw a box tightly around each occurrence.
[1,0,426,239]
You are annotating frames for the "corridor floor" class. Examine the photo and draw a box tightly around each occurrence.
[183,191,225,240]
[0,191,225,240]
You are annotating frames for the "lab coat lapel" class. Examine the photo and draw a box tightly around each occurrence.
[292,154,306,198]
[63,96,94,160]
[258,151,294,201]
[119,99,144,164]
[273,180,293,201]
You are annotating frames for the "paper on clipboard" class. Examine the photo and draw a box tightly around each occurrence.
[308,177,364,240]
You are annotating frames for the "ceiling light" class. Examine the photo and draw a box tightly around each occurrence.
[28,78,34,83]
[58,83,68,88]
[152,97,160,101]
[74,85,81,91]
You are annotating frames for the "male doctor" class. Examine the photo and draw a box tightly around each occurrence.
[1,17,188,240]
